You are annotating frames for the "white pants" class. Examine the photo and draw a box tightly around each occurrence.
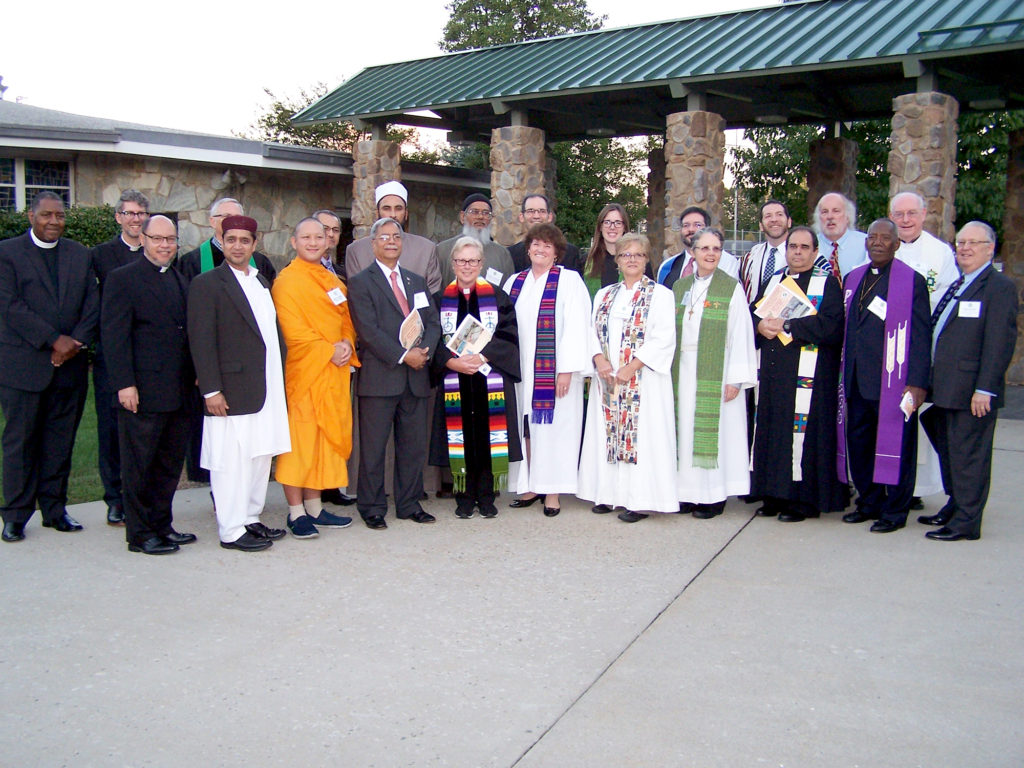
[211,453,273,543]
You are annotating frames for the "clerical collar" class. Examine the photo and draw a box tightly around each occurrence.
[462,287,472,296]
[144,257,173,274]
[29,230,58,249]
[694,271,712,281]
[120,233,142,252]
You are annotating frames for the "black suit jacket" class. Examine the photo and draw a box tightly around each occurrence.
[91,235,143,385]
[179,239,277,285]
[0,232,99,392]
[101,257,193,413]
[930,264,1018,409]
[187,261,282,415]
[347,264,441,399]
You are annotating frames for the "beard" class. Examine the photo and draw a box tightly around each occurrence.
[462,222,492,245]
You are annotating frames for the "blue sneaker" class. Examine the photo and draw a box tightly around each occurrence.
[287,514,319,539]
[309,508,353,528]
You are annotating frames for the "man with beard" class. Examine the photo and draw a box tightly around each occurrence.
[437,194,514,288]
[815,192,867,279]
[507,194,582,273]
[345,181,442,292]
[91,189,149,526]
[313,209,344,278]
[657,206,739,287]
[739,200,792,302]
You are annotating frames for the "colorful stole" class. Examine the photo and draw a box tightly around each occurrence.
[836,260,915,485]
[672,270,735,469]
[200,239,255,273]
[594,276,656,464]
[508,266,561,424]
[440,280,508,492]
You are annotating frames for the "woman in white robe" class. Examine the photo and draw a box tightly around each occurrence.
[578,234,678,522]
[503,223,591,516]
[674,228,757,518]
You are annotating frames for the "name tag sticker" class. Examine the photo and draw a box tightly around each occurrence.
[681,291,692,307]
[485,267,503,285]
[867,295,887,321]
[413,291,430,310]
[958,301,981,318]
[327,287,346,305]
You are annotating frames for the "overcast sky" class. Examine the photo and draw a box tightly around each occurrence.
[3,0,776,138]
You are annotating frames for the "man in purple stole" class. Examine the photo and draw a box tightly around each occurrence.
[837,219,931,533]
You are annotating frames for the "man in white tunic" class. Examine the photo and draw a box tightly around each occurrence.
[187,216,291,552]
[890,191,958,502]
[672,229,757,518]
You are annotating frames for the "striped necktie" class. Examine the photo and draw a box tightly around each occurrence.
[760,246,777,288]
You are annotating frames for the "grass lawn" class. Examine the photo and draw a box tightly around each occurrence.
[0,376,105,507]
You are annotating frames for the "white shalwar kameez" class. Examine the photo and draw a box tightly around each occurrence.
[578,282,678,513]
[675,278,757,503]
[896,230,956,497]
[503,267,591,495]
[201,266,291,543]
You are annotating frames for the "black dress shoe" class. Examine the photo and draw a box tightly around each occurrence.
[509,494,543,508]
[106,505,125,526]
[129,536,179,555]
[755,506,777,517]
[543,506,560,517]
[842,509,879,524]
[321,488,356,506]
[592,504,613,514]
[245,522,286,540]
[909,496,925,511]
[869,519,905,533]
[925,526,979,541]
[436,483,455,499]
[617,510,648,523]
[163,530,197,545]
[2,521,26,542]
[678,502,695,514]
[692,503,723,519]
[42,513,83,532]
[406,510,436,524]
[220,531,273,551]
[364,515,388,530]
[777,511,806,522]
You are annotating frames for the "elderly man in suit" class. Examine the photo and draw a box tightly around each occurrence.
[345,181,442,292]
[101,215,196,555]
[0,192,99,543]
[347,217,442,529]
[919,221,1018,541]
[188,215,291,552]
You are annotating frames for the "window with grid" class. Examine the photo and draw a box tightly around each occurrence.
[0,158,72,211]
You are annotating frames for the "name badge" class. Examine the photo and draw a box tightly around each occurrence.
[681,291,692,307]
[485,267,503,285]
[327,287,346,305]
[413,291,430,310]
[958,301,981,318]
[867,295,887,321]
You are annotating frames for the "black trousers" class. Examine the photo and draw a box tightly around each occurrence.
[93,371,122,508]
[118,407,190,545]
[357,390,428,519]
[185,388,209,483]
[846,379,918,523]
[0,378,88,525]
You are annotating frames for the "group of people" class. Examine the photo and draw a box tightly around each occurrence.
[0,181,1016,555]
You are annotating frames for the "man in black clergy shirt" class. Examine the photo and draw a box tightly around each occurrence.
[0,192,99,543]
[101,216,196,555]
[507,194,581,273]
[90,188,149,526]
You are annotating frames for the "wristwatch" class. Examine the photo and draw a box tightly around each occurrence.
[783,319,792,334]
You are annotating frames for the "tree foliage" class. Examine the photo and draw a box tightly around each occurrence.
[439,0,604,52]
[0,205,118,246]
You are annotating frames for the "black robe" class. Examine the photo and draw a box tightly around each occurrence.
[750,269,848,513]
[429,286,523,501]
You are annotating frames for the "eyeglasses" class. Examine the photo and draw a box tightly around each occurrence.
[523,208,548,216]
[117,210,148,218]
[602,220,625,230]
[617,252,645,261]
[695,245,722,254]
[143,234,178,245]
[453,258,482,267]
[374,234,402,243]
[955,239,992,248]
[464,209,493,219]
[890,210,922,220]
[321,226,342,234]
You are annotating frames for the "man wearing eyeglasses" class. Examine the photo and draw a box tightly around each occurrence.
[919,222,1018,541]
[657,206,739,288]
[0,192,99,543]
[437,193,514,288]
[90,190,150,526]
[507,194,582,273]
[101,216,196,555]
[313,209,345,279]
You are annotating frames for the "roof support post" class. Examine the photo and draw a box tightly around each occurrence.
[489,125,547,246]
[647,141,667,267]
[663,109,726,257]
[807,137,859,223]
[351,134,401,239]
[888,91,959,243]
[1000,127,1024,384]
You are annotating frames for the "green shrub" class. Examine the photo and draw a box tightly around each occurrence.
[0,205,119,247]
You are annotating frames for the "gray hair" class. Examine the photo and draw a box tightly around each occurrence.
[292,217,325,238]
[889,191,926,213]
[370,217,404,239]
[117,189,149,212]
[693,226,725,247]
[815,192,856,232]
[450,236,484,261]
[210,197,243,218]
[312,209,341,225]
[30,191,64,212]
[958,220,997,249]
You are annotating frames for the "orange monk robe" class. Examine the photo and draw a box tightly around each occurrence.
[272,258,360,489]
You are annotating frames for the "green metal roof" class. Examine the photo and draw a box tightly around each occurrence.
[294,0,1024,140]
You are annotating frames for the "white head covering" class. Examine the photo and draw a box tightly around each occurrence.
[375,181,408,205]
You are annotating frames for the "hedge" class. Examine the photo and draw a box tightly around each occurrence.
[0,204,120,247]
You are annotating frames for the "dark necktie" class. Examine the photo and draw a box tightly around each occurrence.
[829,241,843,288]
[760,246,777,288]
[931,274,965,327]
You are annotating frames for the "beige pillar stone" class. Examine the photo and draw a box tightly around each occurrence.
[351,139,401,240]
[489,126,546,246]
[807,138,858,222]
[887,92,959,243]
[647,144,667,268]
[1001,128,1024,385]
[663,110,726,257]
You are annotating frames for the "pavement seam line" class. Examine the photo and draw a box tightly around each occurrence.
[508,512,758,767]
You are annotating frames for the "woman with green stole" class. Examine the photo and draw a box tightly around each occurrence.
[673,228,758,518]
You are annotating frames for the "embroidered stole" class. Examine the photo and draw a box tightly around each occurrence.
[594,276,656,464]
[440,280,508,492]
[200,239,256,272]
[509,266,561,424]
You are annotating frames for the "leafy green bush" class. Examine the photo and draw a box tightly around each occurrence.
[0,205,119,247]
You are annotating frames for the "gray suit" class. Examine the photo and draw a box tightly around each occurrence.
[437,237,514,289]
[345,233,442,293]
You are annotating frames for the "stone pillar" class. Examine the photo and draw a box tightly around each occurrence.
[663,111,726,256]
[647,143,667,267]
[351,139,400,239]
[490,126,547,246]
[807,138,858,222]
[887,92,959,243]
[1001,128,1024,385]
